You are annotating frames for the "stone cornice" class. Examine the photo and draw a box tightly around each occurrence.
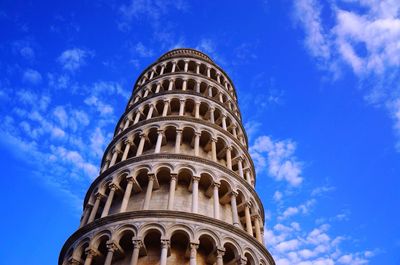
[158,48,214,63]
[86,154,264,222]
[104,116,254,177]
[115,91,248,147]
[131,72,240,110]
[59,211,275,265]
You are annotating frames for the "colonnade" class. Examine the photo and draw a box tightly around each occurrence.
[118,94,246,145]
[101,125,254,186]
[80,171,263,244]
[137,56,236,101]
[127,76,241,119]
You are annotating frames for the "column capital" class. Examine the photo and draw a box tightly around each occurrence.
[194,131,201,137]
[132,239,143,249]
[157,129,165,134]
[108,183,119,191]
[106,241,119,253]
[231,190,238,197]
[126,175,135,183]
[216,247,225,256]
[160,239,170,249]
[85,247,100,257]
[163,98,170,103]
[192,175,201,182]
[213,181,221,188]
[95,192,104,200]
[170,173,178,181]
[148,173,156,181]
[190,242,199,249]
[176,128,183,134]
[245,201,253,208]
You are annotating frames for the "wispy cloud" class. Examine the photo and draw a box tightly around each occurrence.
[58,48,92,72]
[23,69,42,84]
[292,0,400,150]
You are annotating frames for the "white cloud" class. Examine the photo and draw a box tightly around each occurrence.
[134,42,154,57]
[23,69,42,84]
[58,48,91,71]
[293,0,331,61]
[119,0,187,31]
[292,0,400,150]
[250,135,303,186]
[274,190,283,201]
[84,95,114,115]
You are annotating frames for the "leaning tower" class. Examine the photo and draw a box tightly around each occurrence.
[59,48,275,265]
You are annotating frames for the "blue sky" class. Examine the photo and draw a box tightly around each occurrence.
[1,0,399,264]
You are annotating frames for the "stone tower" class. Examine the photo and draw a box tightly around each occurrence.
[59,48,275,265]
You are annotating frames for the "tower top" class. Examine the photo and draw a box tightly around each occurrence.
[158,48,214,63]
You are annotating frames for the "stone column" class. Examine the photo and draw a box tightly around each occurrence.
[167,174,177,210]
[196,62,200,74]
[230,191,240,227]
[136,133,146,156]
[168,78,174,90]
[182,79,187,90]
[226,146,232,170]
[179,99,185,116]
[206,66,211,78]
[121,140,133,161]
[219,92,223,103]
[254,216,262,243]
[171,61,177,72]
[101,159,110,173]
[189,243,199,265]
[149,70,155,79]
[216,72,221,83]
[123,118,131,130]
[213,182,220,219]
[245,169,252,186]
[101,184,117,217]
[120,177,134,212]
[195,81,200,93]
[237,158,244,178]
[162,100,169,116]
[87,193,103,223]
[208,86,213,97]
[211,138,217,162]
[210,107,215,123]
[160,64,165,75]
[244,202,253,235]
[155,82,161,93]
[191,176,200,213]
[133,111,141,124]
[216,249,225,265]
[133,96,139,103]
[109,148,121,167]
[155,129,164,153]
[194,101,200,118]
[129,240,143,265]
[143,88,149,97]
[232,126,237,137]
[175,129,182,153]
[184,60,189,72]
[160,239,170,265]
[194,132,200,156]
[221,115,227,130]
[104,242,118,265]
[79,205,92,228]
[146,105,154,120]
[143,174,155,210]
